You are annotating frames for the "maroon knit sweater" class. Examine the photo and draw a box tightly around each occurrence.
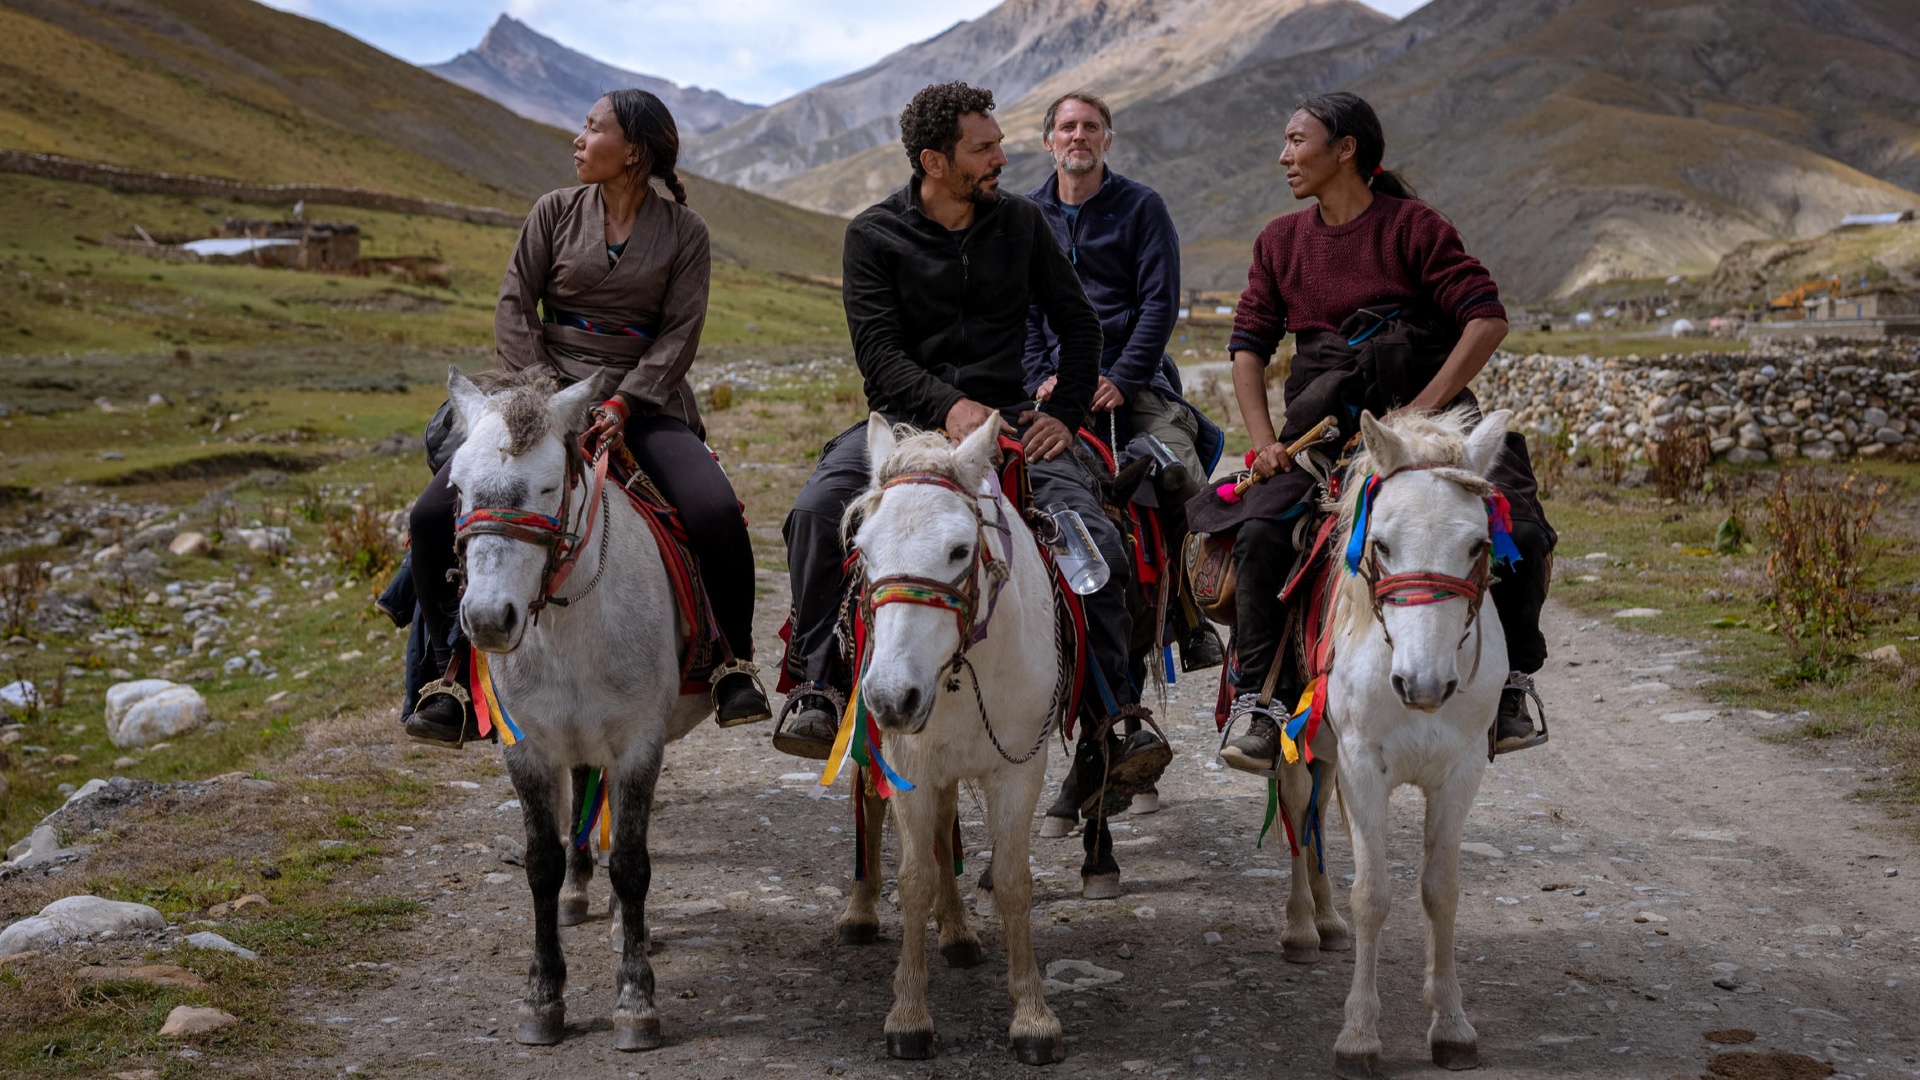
[1229,195,1506,360]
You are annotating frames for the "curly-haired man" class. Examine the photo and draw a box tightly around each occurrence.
[774,82,1172,896]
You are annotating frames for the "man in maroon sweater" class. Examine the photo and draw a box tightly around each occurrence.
[1208,92,1555,769]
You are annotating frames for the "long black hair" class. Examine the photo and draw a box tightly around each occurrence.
[1294,91,1419,202]
[604,88,689,205]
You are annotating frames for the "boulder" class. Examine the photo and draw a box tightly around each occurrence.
[124,524,177,553]
[0,895,167,956]
[105,681,209,748]
[167,532,211,557]
[234,528,288,556]
[185,930,259,960]
[159,1006,237,1037]
[1,679,39,713]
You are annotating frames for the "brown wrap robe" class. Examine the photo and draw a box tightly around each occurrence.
[495,183,711,436]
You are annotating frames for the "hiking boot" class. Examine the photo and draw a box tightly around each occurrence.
[1218,694,1280,774]
[405,681,479,749]
[1179,623,1225,673]
[711,662,773,728]
[1074,708,1174,816]
[1490,671,1549,755]
[772,687,842,761]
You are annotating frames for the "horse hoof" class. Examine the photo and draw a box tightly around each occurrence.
[613,1016,663,1052]
[941,939,985,968]
[1081,872,1121,900]
[1038,815,1076,839]
[1317,930,1353,953]
[837,922,878,946]
[1010,1032,1067,1065]
[1128,791,1160,815]
[887,1028,935,1059]
[1281,941,1322,964]
[515,1005,565,1046]
[558,896,589,927]
[1432,1040,1479,1070]
[1332,1050,1384,1079]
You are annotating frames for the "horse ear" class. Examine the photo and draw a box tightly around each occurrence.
[547,380,599,435]
[447,366,486,432]
[1358,411,1406,473]
[1464,409,1512,477]
[952,416,1001,490]
[865,412,895,484]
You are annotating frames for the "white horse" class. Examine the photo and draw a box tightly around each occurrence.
[835,413,1067,1065]
[445,367,709,1052]
[1319,408,1513,1077]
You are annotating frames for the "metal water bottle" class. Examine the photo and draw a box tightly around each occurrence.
[1138,434,1190,492]
[1046,502,1110,595]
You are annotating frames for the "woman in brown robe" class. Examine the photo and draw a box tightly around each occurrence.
[405,89,770,746]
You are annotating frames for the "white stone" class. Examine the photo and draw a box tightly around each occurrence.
[0,895,167,956]
[185,931,260,959]
[105,681,208,747]
[234,528,288,556]
[0,680,38,713]
[159,1006,237,1036]
[1042,958,1124,993]
[168,532,211,557]
[1612,608,1662,619]
[1461,842,1507,859]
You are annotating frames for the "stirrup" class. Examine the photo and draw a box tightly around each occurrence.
[412,676,475,747]
[1219,693,1280,778]
[1490,671,1550,758]
[707,658,771,727]
[774,682,846,733]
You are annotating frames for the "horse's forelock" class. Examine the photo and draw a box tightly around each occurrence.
[1330,407,1488,636]
[466,370,566,458]
[843,427,968,546]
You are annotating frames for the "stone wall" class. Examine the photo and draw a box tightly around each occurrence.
[1475,342,1920,462]
[0,150,523,228]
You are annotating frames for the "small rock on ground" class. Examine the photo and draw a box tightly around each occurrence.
[159,1005,238,1036]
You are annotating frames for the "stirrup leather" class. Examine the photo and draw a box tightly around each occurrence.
[1490,670,1549,758]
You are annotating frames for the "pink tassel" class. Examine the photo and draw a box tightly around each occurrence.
[1216,480,1243,505]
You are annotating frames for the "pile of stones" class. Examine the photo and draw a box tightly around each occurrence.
[1476,342,1920,463]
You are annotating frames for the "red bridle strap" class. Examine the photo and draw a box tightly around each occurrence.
[1373,569,1484,607]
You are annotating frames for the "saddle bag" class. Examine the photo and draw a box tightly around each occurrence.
[1183,530,1236,624]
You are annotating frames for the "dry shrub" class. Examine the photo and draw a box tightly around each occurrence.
[1763,468,1887,667]
[323,504,399,580]
[1530,424,1574,493]
[1576,429,1631,486]
[0,560,49,638]
[1649,421,1713,502]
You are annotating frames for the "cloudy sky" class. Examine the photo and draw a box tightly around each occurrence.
[264,0,1430,105]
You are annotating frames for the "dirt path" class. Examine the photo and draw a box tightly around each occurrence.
[300,594,1920,1079]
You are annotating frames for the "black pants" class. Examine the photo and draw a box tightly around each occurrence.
[783,418,1135,706]
[409,413,756,666]
[1232,515,1553,694]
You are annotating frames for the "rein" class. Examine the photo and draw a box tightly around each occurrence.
[453,435,615,622]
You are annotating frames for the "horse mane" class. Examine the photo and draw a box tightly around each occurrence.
[842,425,964,544]
[473,369,565,458]
[1329,407,1491,640]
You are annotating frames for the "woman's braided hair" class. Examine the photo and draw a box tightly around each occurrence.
[605,88,689,204]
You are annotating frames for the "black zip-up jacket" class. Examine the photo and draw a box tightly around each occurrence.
[842,179,1101,430]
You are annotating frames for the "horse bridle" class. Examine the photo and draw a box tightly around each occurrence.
[1352,462,1495,651]
[452,437,614,622]
[856,472,1012,669]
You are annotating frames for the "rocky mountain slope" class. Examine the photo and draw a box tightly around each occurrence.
[682,0,1387,198]
[1109,0,1920,297]
[427,16,759,136]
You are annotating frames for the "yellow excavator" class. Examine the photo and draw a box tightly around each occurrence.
[1765,275,1842,317]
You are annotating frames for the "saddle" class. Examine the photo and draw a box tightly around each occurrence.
[599,438,728,695]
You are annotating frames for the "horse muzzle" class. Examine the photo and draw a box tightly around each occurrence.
[1390,669,1458,712]
[863,678,935,734]
[462,597,527,653]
